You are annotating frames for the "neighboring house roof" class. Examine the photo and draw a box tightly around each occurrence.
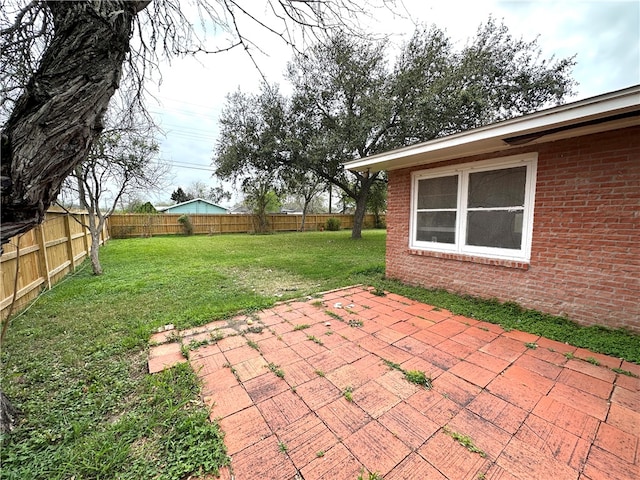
[157,198,229,213]
[344,85,640,173]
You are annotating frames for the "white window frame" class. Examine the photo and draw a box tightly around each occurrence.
[409,153,538,262]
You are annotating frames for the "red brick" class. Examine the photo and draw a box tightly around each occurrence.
[343,421,412,476]
[514,353,563,380]
[378,402,440,449]
[407,388,461,425]
[296,376,341,410]
[433,371,483,407]
[219,405,271,455]
[467,391,527,435]
[557,368,614,399]
[207,385,253,419]
[607,402,640,438]
[583,446,640,480]
[200,367,239,395]
[276,413,339,469]
[299,443,362,480]
[564,358,617,383]
[532,396,600,441]
[487,365,553,412]
[466,350,511,374]
[353,379,402,418]
[612,385,640,411]
[594,422,638,464]
[257,389,311,432]
[517,414,591,471]
[243,372,290,403]
[233,355,269,382]
[448,408,512,460]
[316,397,371,439]
[418,430,490,480]
[496,436,580,480]
[448,361,497,388]
[228,434,297,479]
[386,452,447,480]
[547,383,610,421]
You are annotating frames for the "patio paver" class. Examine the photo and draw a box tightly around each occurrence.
[147,285,639,480]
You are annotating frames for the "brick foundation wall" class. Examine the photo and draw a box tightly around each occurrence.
[386,125,640,332]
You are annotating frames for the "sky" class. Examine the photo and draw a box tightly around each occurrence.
[145,0,640,206]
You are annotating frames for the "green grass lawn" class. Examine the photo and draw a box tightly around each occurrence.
[1,230,637,479]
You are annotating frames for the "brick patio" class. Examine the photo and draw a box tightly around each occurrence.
[148,286,639,480]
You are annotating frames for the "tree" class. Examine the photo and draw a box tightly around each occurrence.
[170,187,193,204]
[213,85,289,233]
[184,181,231,205]
[63,124,165,275]
[242,176,282,233]
[282,170,326,231]
[287,22,575,238]
[0,0,393,249]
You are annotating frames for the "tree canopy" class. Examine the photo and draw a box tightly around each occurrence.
[0,0,392,247]
[214,19,576,238]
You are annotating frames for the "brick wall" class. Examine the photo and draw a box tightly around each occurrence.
[386,125,640,332]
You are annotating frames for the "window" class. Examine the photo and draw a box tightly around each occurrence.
[410,154,537,261]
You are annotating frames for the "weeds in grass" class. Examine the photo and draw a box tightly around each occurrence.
[564,352,575,360]
[246,340,260,350]
[524,342,538,349]
[316,450,325,457]
[278,442,288,453]
[245,325,264,334]
[348,319,364,328]
[443,426,486,457]
[315,370,325,377]
[612,368,638,377]
[585,357,601,366]
[311,300,324,308]
[267,363,285,378]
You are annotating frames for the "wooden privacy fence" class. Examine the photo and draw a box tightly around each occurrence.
[108,213,384,238]
[1,210,108,320]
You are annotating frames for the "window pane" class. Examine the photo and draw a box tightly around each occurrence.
[417,176,458,209]
[468,167,526,208]
[466,211,523,249]
[416,211,456,244]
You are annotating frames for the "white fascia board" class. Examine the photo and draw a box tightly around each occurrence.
[345,85,640,173]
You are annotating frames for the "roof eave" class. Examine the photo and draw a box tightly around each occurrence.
[344,85,640,173]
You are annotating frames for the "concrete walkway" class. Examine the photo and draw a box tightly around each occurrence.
[149,286,639,480]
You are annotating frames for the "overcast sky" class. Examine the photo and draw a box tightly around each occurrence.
[145,0,639,205]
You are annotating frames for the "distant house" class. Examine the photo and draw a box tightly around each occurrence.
[344,86,639,332]
[158,198,229,215]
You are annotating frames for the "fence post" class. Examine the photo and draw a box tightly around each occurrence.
[36,223,52,290]
[64,215,76,271]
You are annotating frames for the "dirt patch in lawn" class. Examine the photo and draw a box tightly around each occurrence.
[222,266,320,299]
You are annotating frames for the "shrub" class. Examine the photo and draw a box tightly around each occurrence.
[325,217,341,231]
[177,215,194,235]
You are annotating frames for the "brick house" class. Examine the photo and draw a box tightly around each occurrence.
[345,86,639,332]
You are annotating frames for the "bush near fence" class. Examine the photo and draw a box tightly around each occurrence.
[1,209,107,320]
[107,213,384,238]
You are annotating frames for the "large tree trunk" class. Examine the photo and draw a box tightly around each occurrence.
[350,172,378,239]
[0,1,141,247]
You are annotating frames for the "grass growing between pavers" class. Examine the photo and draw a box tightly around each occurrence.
[0,231,386,479]
[376,280,640,364]
[1,229,638,478]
